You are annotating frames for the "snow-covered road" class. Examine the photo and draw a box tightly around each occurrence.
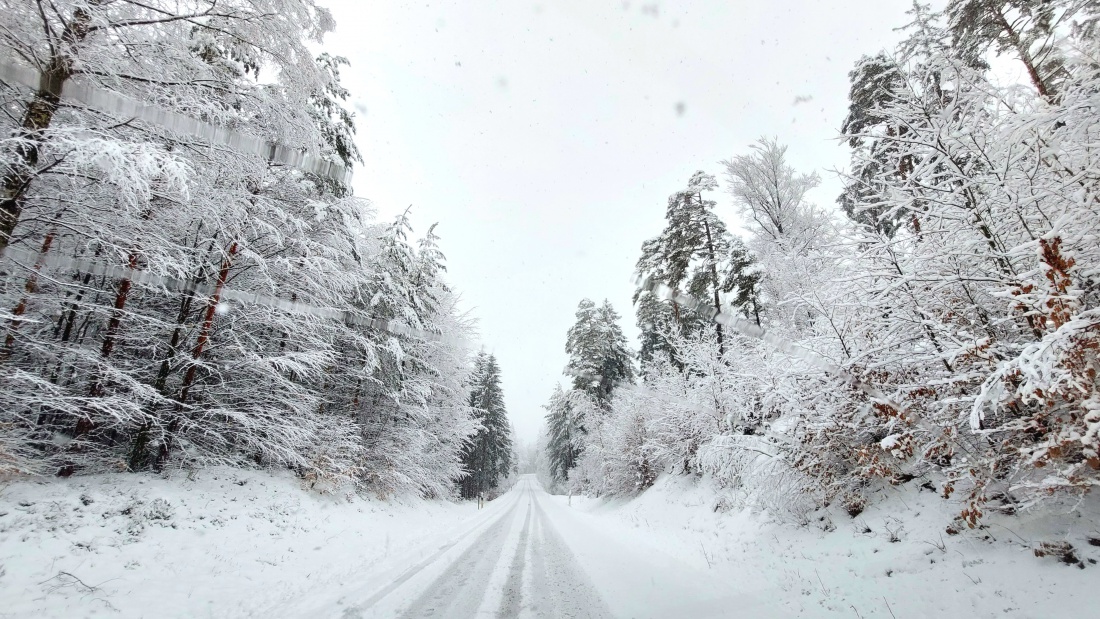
[330,475,773,619]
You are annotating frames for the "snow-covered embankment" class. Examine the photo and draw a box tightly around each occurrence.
[558,475,1100,618]
[0,468,479,617]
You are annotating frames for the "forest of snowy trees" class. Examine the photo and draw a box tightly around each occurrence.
[545,1,1100,528]
[0,1,510,499]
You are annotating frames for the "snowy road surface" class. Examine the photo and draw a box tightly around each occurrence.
[324,475,776,618]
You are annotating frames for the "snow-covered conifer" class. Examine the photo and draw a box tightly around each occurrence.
[564,299,635,407]
[459,353,513,499]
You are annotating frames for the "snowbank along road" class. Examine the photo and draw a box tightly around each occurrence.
[323,475,777,619]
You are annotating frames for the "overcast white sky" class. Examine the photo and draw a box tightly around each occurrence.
[320,0,930,446]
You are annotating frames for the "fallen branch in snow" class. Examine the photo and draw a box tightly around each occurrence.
[39,570,116,595]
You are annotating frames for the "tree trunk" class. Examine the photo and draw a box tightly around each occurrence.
[156,242,238,468]
[702,216,725,357]
[995,10,1052,99]
[2,232,55,358]
[96,253,139,365]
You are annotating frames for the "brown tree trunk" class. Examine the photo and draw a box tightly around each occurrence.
[87,252,140,399]
[98,253,139,361]
[995,11,1052,99]
[156,242,238,468]
[702,216,724,358]
[2,232,55,358]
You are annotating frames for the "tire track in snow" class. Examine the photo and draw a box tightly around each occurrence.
[396,493,525,617]
[524,492,613,618]
[496,501,533,617]
[517,503,538,616]
[334,489,522,618]
[338,478,612,619]
[472,484,534,616]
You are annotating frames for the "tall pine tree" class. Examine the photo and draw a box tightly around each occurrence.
[542,384,596,488]
[636,171,731,355]
[722,237,765,327]
[944,0,1094,99]
[635,292,681,370]
[459,353,513,499]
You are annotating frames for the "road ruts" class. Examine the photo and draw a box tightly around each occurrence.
[395,478,612,618]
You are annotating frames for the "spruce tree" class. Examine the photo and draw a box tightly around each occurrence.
[564,299,635,408]
[721,237,765,327]
[543,384,585,487]
[838,52,911,236]
[459,353,513,499]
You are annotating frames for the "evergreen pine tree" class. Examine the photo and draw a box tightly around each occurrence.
[564,299,635,408]
[459,353,513,499]
[543,384,586,487]
[838,52,911,236]
[635,171,732,354]
[944,0,1093,99]
[721,237,765,327]
[635,292,680,369]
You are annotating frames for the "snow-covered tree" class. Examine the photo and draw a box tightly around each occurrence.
[721,237,765,327]
[570,2,1100,526]
[459,353,513,499]
[0,1,482,500]
[635,291,684,370]
[838,52,911,236]
[722,138,829,253]
[944,0,1095,98]
[542,384,599,490]
[564,299,635,408]
[636,171,732,354]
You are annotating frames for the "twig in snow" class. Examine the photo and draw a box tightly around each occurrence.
[324,528,348,543]
[39,571,96,592]
[814,568,830,596]
[922,534,947,553]
[883,596,897,619]
[850,606,863,619]
[90,597,119,612]
[700,542,713,568]
[985,522,1031,545]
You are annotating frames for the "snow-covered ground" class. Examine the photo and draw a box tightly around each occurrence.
[333,476,776,618]
[3,471,1098,618]
[0,468,485,618]
[564,475,1100,618]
